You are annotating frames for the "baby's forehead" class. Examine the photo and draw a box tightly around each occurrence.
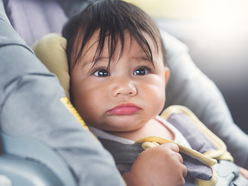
[78,29,160,53]
[72,28,164,68]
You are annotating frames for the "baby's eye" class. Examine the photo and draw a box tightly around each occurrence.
[93,68,110,77]
[134,67,150,76]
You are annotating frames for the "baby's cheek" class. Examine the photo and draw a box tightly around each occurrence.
[155,95,165,113]
[78,105,98,125]
[147,86,165,114]
[79,93,106,125]
[73,95,94,122]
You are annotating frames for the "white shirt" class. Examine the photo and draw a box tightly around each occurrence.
[89,115,192,148]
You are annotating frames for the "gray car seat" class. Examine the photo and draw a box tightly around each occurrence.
[0,1,76,185]
[0,132,77,186]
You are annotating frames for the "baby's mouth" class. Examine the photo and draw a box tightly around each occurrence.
[108,103,141,115]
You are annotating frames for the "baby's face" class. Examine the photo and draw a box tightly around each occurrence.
[70,30,169,133]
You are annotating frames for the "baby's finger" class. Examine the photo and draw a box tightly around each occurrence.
[182,164,187,177]
[161,142,180,153]
[161,143,184,164]
[177,152,184,164]
[240,167,248,180]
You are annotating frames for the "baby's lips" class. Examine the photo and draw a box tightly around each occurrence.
[108,102,141,115]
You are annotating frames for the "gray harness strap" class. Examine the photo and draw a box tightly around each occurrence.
[100,139,212,181]
[100,139,143,164]
[100,138,248,186]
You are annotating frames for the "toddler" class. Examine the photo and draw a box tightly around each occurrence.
[62,0,248,185]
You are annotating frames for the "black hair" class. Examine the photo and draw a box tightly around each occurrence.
[62,0,167,71]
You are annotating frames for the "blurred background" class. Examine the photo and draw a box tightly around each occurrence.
[127,0,248,134]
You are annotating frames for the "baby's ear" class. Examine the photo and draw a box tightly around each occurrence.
[164,67,170,85]
[32,34,70,99]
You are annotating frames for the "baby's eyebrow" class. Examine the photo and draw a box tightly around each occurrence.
[79,60,94,68]
[79,57,109,68]
[132,56,153,63]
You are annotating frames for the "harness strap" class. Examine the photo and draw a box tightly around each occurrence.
[100,138,214,182]
[100,139,143,164]
[100,138,248,186]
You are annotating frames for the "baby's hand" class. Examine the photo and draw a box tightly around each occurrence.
[240,167,248,179]
[123,143,187,186]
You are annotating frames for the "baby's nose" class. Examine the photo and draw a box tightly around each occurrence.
[112,80,137,97]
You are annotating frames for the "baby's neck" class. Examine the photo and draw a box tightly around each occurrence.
[108,118,174,142]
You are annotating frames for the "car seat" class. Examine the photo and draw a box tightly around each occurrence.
[0,0,76,185]
[0,132,77,186]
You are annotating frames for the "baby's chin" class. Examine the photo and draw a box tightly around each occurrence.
[98,125,139,133]
[103,127,138,133]
[86,115,152,134]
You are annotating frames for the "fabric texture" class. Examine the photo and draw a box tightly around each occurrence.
[32,33,70,99]
[167,113,218,153]
[3,0,68,46]
[161,105,234,162]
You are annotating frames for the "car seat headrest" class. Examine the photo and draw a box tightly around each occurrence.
[32,34,70,99]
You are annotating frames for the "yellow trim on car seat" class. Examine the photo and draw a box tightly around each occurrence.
[195,169,218,186]
[32,33,70,99]
[160,105,233,162]
[60,97,89,130]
